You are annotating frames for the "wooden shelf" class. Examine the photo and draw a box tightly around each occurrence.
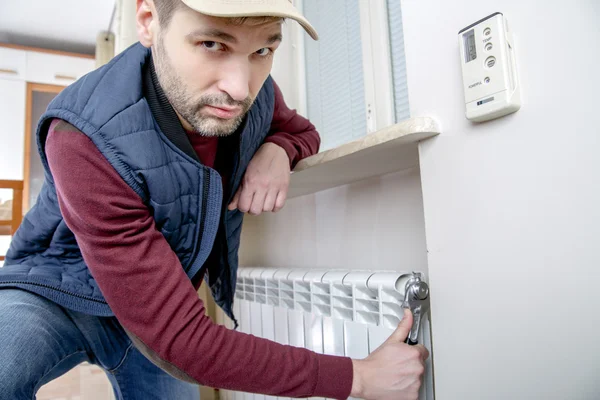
[288,116,440,198]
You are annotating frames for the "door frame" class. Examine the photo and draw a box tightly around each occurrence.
[22,82,65,211]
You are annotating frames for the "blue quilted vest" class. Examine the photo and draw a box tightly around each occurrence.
[0,43,275,324]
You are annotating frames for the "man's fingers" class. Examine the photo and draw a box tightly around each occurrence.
[237,186,255,213]
[249,189,267,215]
[386,308,414,343]
[415,344,429,361]
[263,189,277,212]
[228,189,241,211]
[273,189,287,212]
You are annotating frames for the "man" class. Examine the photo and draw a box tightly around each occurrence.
[0,0,429,399]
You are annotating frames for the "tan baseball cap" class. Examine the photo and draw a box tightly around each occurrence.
[181,0,319,40]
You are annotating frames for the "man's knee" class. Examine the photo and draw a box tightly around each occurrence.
[0,289,86,399]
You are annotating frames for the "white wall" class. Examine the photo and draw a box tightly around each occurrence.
[402,0,600,399]
[269,5,307,117]
[0,0,113,55]
[239,167,428,273]
[238,1,600,399]
[0,79,26,180]
[241,4,426,274]
[114,0,138,55]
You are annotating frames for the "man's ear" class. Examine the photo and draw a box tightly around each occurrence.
[136,0,157,47]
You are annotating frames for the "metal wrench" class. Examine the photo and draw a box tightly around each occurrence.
[401,272,430,345]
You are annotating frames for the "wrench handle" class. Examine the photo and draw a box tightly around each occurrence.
[404,337,419,346]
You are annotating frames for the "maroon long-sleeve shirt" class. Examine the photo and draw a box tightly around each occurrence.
[45,82,353,398]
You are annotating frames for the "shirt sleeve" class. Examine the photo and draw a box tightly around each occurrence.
[264,80,321,169]
[45,119,353,399]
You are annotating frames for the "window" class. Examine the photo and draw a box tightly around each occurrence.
[386,0,410,123]
[303,0,367,151]
[300,0,410,151]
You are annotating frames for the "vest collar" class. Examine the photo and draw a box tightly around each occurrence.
[143,55,201,163]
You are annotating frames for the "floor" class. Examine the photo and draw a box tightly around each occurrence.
[36,363,115,400]
[36,362,214,400]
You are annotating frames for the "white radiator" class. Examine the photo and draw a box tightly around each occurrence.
[220,267,434,400]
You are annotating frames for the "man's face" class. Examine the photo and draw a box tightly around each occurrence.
[149,4,282,136]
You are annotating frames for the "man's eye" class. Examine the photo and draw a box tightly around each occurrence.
[202,41,224,52]
[256,48,272,57]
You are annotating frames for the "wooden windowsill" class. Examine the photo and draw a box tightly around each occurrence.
[288,116,440,198]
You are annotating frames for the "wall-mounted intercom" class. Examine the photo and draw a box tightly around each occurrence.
[459,12,521,122]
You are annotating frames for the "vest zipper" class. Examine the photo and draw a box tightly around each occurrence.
[220,137,244,306]
[230,134,243,204]
[0,281,107,303]
[186,168,211,273]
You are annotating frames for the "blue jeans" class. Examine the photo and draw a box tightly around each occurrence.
[0,288,200,400]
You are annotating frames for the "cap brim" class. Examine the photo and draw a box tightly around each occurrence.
[181,0,319,40]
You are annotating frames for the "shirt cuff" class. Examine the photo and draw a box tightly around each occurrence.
[312,354,354,400]
[264,134,299,169]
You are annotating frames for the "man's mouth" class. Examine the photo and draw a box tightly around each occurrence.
[204,105,242,120]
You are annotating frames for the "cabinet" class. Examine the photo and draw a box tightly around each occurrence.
[0,47,27,81]
[26,51,95,86]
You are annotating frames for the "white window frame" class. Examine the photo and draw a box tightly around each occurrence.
[271,0,398,142]
[270,0,308,117]
[359,0,396,132]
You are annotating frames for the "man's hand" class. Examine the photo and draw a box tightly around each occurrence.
[228,142,291,215]
[351,309,429,400]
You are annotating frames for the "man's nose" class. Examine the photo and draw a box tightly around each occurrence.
[217,59,250,102]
